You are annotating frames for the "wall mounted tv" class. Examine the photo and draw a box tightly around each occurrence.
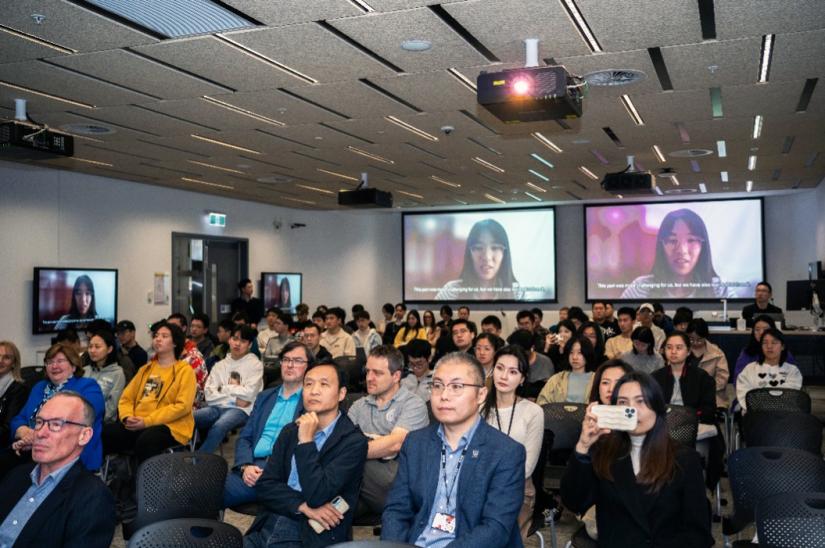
[584,198,765,301]
[261,272,302,314]
[403,207,557,303]
[33,267,118,334]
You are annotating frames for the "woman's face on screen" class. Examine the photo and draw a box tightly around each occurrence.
[662,219,702,277]
[280,284,289,304]
[470,229,505,282]
[74,283,92,315]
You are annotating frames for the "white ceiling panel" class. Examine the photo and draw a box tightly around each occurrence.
[221,0,362,26]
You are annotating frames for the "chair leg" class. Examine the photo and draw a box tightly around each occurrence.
[534,530,545,548]
[544,508,559,548]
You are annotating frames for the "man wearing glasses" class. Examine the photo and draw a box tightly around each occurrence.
[382,352,525,547]
[223,341,313,508]
[0,391,116,546]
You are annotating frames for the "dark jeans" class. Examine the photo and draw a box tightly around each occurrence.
[102,422,179,464]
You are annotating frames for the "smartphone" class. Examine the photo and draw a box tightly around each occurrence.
[592,405,638,431]
[309,495,350,534]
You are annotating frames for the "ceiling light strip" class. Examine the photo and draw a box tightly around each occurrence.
[721,171,729,182]
[670,175,681,186]
[347,146,394,165]
[73,157,113,167]
[484,193,506,204]
[216,35,318,84]
[430,175,461,188]
[0,24,76,53]
[317,168,359,182]
[699,182,708,193]
[347,0,375,13]
[201,96,286,127]
[0,80,94,109]
[282,196,316,205]
[619,94,644,125]
[531,132,563,153]
[524,191,543,202]
[397,190,424,200]
[654,185,664,196]
[531,153,555,169]
[447,68,477,92]
[384,116,439,142]
[746,180,753,192]
[578,166,598,180]
[748,155,757,171]
[191,134,261,155]
[652,145,666,163]
[181,176,234,189]
[560,0,603,53]
[188,160,246,174]
[528,169,549,182]
[716,140,726,158]
[526,181,547,193]
[758,34,774,83]
[752,114,763,139]
[473,157,506,173]
[296,183,335,195]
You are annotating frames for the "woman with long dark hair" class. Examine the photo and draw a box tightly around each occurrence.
[686,318,730,408]
[542,319,576,370]
[480,345,543,541]
[621,208,735,299]
[578,321,606,366]
[278,277,291,311]
[736,328,803,413]
[436,218,521,300]
[83,330,126,423]
[473,332,504,382]
[55,275,98,330]
[393,310,428,348]
[562,371,713,547]
[536,335,596,404]
[620,326,664,374]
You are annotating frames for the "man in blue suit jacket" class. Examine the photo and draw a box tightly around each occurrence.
[223,341,311,508]
[382,352,525,547]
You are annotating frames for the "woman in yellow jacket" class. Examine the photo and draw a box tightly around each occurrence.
[537,336,596,405]
[393,310,429,348]
[102,320,196,464]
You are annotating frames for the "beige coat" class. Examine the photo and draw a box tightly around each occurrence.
[694,341,730,407]
[536,370,595,405]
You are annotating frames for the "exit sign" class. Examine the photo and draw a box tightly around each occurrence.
[208,212,226,227]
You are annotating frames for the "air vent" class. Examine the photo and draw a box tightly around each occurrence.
[583,69,646,87]
[60,123,115,135]
[670,148,713,158]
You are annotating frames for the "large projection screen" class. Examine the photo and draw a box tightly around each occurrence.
[403,207,557,304]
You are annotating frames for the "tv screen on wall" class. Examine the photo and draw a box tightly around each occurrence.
[403,207,557,303]
[584,198,765,301]
[33,267,118,334]
[261,272,302,314]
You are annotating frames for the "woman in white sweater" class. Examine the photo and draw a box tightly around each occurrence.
[736,327,803,413]
[194,325,264,453]
[480,344,544,541]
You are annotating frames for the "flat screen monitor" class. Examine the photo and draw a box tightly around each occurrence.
[261,273,302,314]
[787,280,825,311]
[403,207,557,303]
[33,267,118,334]
[585,198,765,301]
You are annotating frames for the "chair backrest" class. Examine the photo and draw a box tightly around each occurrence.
[665,405,698,447]
[341,391,365,413]
[541,403,587,451]
[746,387,811,414]
[128,518,242,548]
[726,447,825,534]
[756,491,825,548]
[132,453,228,537]
[743,411,823,455]
[20,366,45,389]
[334,355,364,392]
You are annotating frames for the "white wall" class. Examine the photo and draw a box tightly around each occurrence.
[1,160,822,362]
[0,161,401,364]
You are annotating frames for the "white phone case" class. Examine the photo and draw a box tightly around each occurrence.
[309,496,350,534]
[592,405,638,431]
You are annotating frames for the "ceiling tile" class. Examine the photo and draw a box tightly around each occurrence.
[662,38,762,90]
[221,0,361,25]
[715,0,825,39]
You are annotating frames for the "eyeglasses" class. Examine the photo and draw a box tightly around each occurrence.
[688,337,703,344]
[431,381,484,395]
[662,237,704,250]
[281,357,308,366]
[45,358,70,367]
[30,417,90,432]
[470,244,506,255]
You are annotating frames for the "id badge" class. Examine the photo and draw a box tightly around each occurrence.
[432,512,456,534]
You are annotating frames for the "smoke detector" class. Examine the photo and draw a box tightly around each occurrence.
[583,69,646,87]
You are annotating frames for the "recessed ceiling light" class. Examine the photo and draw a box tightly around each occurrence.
[752,114,763,139]
[578,166,598,180]
[531,153,554,169]
[473,157,506,173]
[484,193,506,204]
[699,182,708,193]
[0,80,94,109]
[347,146,394,165]
[401,39,432,52]
[748,155,757,170]
[202,96,286,127]
[74,158,113,167]
[716,140,727,158]
[758,34,774,83]
[398,190,424,200]
[188,160,246,174]
[447,68,477,92]
[619,94,644,125]
[191,134,261,155]
[560,0,602,53]
[526,182,547,193]
[181,176,234,190]
[524,191,543,202]
[720,171,729,182]
[317,168,359,182]
[296,184,335,195]
[652,145,666,163]
[384,116,439,141]
[746,180,753,192]
[430,175,461,188]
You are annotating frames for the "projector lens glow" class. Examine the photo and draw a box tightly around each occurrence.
[512,78,531,95]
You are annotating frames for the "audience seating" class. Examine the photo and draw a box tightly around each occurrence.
[742,410,823,455]
[122,453,227,540]
[128,518,242,548]
[755,491,825,548]
[665,405,699,447]
[341,391,365,413]
[20,366,45,389]
[745,387,811,414]
[334,355,365,392]
[724,447,825,546]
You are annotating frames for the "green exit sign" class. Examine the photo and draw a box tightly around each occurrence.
[208,212,226,227]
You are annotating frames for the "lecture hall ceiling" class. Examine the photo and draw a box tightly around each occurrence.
[0,0,823,209]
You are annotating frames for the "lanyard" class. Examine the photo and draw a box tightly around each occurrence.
[494,398,517,437]
[440,444,469,508]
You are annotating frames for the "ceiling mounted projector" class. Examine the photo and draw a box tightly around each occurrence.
[476,65,584,123]
[337,172,393,208]
[0,121,74,160]
[601,170,658,195]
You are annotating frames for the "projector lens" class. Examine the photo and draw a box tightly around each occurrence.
[513,78,531,95]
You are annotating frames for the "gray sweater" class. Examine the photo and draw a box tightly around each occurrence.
[84,363,126,422]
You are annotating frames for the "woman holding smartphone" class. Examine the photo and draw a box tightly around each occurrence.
[561,371,713,547]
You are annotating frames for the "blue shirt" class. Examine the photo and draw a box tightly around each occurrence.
[287,412,342,492]
[253,387,302,458]
[416,417,482,548]
[0,458,79,548]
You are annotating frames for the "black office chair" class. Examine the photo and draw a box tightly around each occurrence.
[20,366,45,389]
[122,453,228,540]
[665,405,698,447]
[742,410,823,455]
[335,355,364,392]
[128,518,242,548]
[745,387,811,414]
[756,491,825,548]
[263,358,281,388]
[724,447,825,546]
[341,391,365,413]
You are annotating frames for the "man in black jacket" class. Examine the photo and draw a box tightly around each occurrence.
[0,391,116,547]
[245,360,368,548]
